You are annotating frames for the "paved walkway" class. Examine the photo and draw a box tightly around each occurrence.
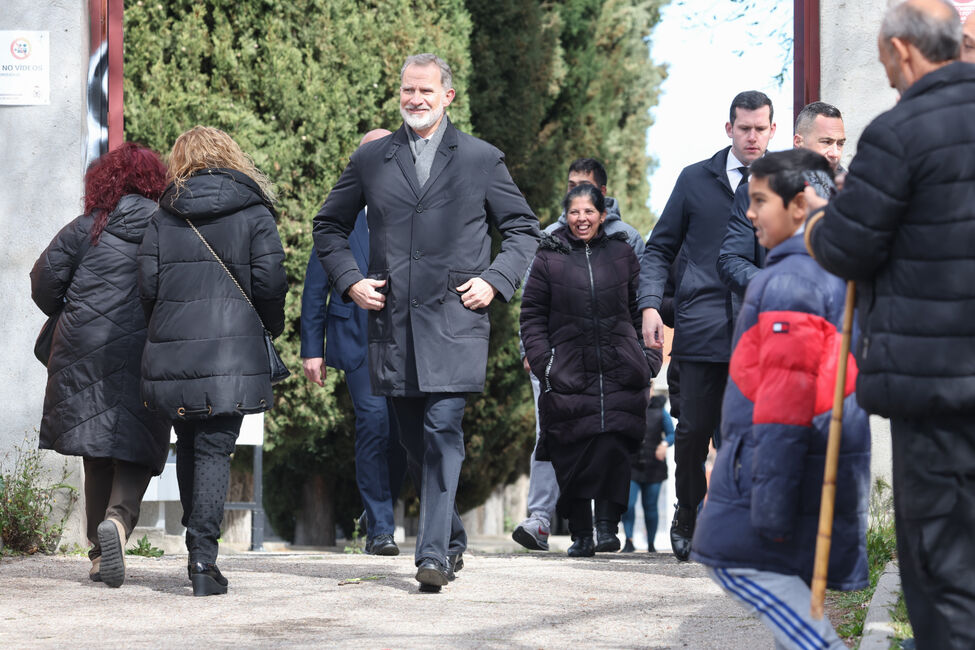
[0,545,773,648]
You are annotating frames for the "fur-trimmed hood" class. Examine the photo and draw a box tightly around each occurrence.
[539,226,629,254]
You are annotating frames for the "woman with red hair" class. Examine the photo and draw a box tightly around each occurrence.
[31,142,171,588]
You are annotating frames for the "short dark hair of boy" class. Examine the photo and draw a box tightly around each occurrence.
[749,148,834,207]
[794,101,843,134]
[567,158,608,188]
[729,90,773,124]
[562,182,606,215]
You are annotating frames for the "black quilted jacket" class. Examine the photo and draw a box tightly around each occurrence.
[30,195,170,473]
[808,62,975,418]
[138,168,286,420]
[521,228,662,445]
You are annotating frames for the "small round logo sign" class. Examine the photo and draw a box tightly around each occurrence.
[10,38,31,60]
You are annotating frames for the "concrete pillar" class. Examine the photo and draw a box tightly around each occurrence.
[819,0,898,497]
[819,0,900,163]
[1,2,91,549]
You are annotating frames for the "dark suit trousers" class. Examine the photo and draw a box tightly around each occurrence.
[891,415,975,650]
[174,415,242,564]
[390,394,468,566]
[673,361,727,511]
[346,362,408,538]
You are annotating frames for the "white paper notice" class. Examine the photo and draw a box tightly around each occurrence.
[0,31,50,105]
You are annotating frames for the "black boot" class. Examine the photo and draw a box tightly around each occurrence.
[567,535,595,557]
[190,562,228,596]
[669,503,695,562]
[593,500,622,552]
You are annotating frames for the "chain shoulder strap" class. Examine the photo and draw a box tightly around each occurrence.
[184,219,267,330]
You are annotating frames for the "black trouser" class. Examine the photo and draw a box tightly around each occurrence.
[567,500,623,538]
[891,414,975,650]
[673,360,727,511]
[390,394,468,566]
[83,457,154,561]
[173,415,242,565]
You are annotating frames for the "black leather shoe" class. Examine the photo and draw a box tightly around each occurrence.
[415,558,449,592]
[190,562,228,596]
[669,504,695,562]
[622,538,635,553]
[566,535,595,557]
[366,534,400,556]
[594,521,621,552]
[446,552,464,581]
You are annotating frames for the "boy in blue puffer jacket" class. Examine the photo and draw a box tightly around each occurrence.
[691,149,870,649]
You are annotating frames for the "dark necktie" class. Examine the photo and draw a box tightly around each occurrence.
[737,166,749,183]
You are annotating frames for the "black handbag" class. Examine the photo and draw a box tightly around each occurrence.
[185,219,291,385]
[34,231,92,366]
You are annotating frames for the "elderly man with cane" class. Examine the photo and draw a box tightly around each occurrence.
[805,1,975,647]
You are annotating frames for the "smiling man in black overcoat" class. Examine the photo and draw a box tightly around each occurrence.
[313,53,540,591]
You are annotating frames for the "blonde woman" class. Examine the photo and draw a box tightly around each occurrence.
[137,126,286,596]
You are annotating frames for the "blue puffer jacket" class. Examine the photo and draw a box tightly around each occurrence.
[691,233,870,591]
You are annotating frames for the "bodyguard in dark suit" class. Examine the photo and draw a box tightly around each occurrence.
[301,128,409,556]
[638,91,775,561]
[313,53,540,591]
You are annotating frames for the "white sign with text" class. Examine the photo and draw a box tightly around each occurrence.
[0,31,50,105]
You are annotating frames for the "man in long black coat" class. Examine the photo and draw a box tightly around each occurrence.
[806,1,975,645]
[314,53,540,591]
[638,91,775,561]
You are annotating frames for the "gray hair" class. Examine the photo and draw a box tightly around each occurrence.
[401,53,453,90]
[881,0,962,63]
[794,101,843,135]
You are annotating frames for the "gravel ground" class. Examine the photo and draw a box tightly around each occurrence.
[0,549,773,648]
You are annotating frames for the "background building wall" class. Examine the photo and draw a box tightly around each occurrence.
[0,2,90,548]
[819,0,900,166]
[820,0,899,489]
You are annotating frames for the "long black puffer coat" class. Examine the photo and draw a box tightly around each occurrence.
[30,195,170,473]
[521,227,662,445]
[138,168,286,419]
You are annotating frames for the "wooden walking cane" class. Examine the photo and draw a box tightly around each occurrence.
[810,280,856,619]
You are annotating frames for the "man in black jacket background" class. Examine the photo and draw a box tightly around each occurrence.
[639,91,775,560]
[717,101,847,303]
[806,1,975,645]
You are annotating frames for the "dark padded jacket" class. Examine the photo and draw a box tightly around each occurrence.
[138,169,287,420]
[638,147,736,362]
[808,62,975,417]
[30,195,170,473]
[521,228,662,446]
[692,234,870,590]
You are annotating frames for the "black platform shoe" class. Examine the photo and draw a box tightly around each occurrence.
[190,562,228,597]
[669,504,695,562]
[566,535,595,557]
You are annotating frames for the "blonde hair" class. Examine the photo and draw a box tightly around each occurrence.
[167,126,275,202]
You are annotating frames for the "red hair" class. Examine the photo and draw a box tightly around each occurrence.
[84,142,168,244]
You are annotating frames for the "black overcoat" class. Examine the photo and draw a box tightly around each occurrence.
[138,169,287,419]
[30,195,170,473]
[520,228,662,445]
[638,146,736,362]
[313,120,540,394]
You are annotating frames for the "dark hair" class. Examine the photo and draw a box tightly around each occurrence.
[562,182,606,215]
[84,142,167,245]
[729,90,773,125]
[748,148,833,207]
[794,101,842,135]
[567,158,608,188]
[881,0,961,63]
